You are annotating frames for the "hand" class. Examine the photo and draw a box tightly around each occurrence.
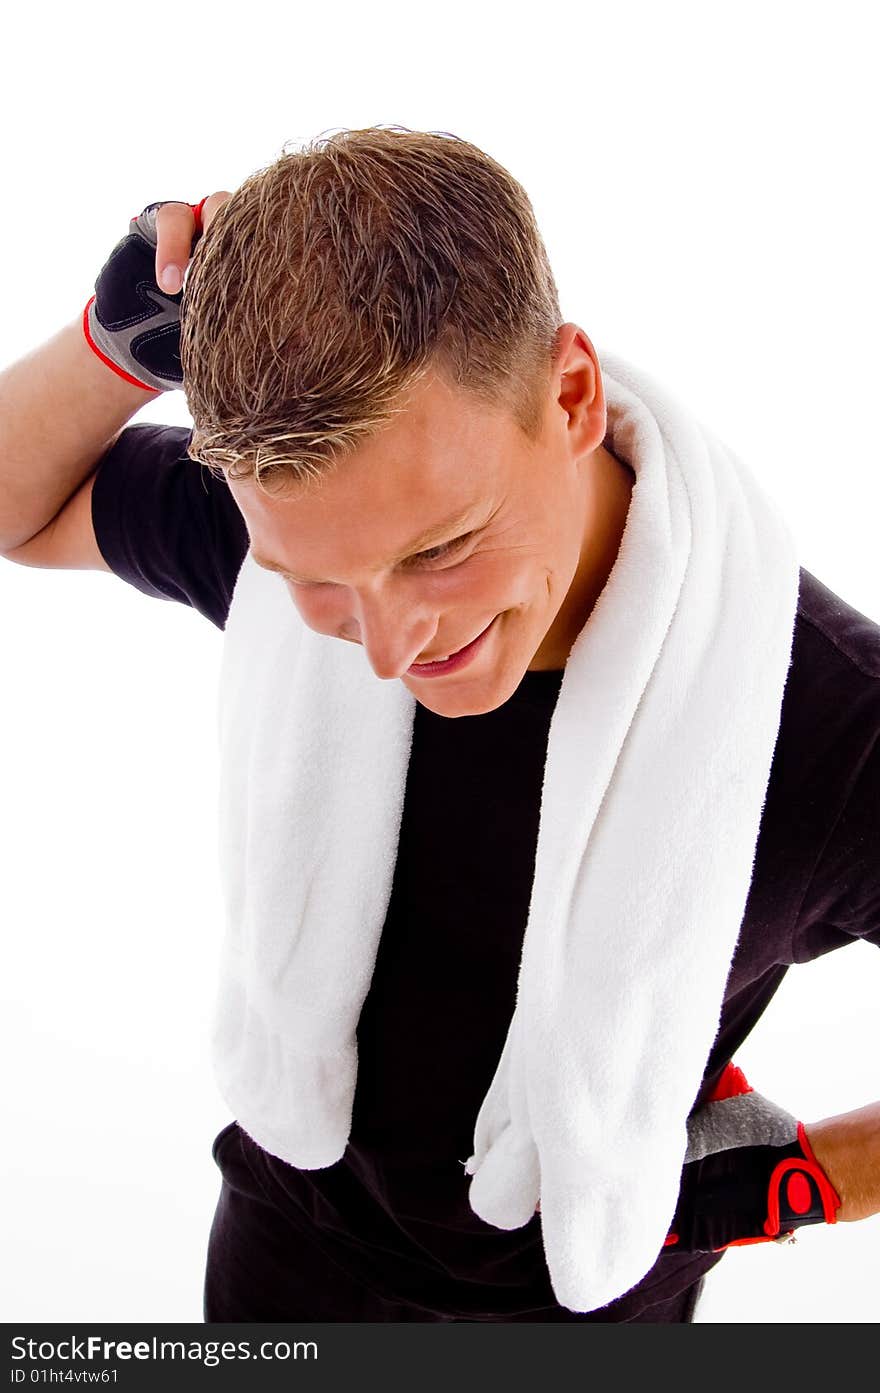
[663,1062,839,1253]
[85,191,234,393]
[802,1101,880,1223]
[154,191,231,294]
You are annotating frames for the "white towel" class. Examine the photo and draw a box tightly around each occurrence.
[210,348,801,1313]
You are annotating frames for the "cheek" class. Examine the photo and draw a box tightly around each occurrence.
[438,552,542,606]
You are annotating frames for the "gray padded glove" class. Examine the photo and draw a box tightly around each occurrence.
[83,198,206,393]
[664,1061,841,1253]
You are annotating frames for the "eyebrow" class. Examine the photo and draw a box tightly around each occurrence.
[249,503,482,583]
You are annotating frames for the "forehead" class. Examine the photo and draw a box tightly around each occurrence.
[227,373,522,571]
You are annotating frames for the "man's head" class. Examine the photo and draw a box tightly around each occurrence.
[181,126,634,715]
[226,324,632,717]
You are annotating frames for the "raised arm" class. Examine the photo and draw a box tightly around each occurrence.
[0,314,159,554]
[0,192,229,556]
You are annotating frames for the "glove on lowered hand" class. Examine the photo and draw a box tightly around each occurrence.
[663,1063,842,1253]
[82,197,209,393]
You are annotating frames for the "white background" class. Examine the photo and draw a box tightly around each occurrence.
[1,0,877,1324]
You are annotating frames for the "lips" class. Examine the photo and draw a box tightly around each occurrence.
[413,623,489,666]
[407,616,498,678]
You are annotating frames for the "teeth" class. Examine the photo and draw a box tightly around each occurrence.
[414,619,492,666]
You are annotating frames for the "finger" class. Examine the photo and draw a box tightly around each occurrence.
[155,201,196,293]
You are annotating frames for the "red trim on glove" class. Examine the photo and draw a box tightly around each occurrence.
[707,1062,754,1103]
[761,1152,838,1236]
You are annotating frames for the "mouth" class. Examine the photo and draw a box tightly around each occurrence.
[407,616,498,678]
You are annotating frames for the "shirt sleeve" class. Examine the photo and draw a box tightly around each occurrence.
[792,715,880,960]
[90,421,249,632]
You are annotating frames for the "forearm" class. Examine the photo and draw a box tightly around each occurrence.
[803,1100,880,1222]
[0,315,158,552]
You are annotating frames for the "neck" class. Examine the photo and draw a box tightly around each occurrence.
[528,442,635,671]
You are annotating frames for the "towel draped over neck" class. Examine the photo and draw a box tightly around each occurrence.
[210,349,801,1312]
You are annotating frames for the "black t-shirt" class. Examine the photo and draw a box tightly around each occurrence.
[91,422,880,1319]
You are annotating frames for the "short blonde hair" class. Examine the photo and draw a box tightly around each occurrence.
[180,125,563,497]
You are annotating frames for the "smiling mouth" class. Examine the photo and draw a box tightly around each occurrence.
[412,622,492,665]
[406,616,499,677]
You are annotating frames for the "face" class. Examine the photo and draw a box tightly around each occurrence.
[227,323,633,718]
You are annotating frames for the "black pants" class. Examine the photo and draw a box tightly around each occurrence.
[203,1121,705,1323]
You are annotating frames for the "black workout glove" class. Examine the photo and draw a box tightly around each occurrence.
[663,1063,841,1254]
[82,197,208,394]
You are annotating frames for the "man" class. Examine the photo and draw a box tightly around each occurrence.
[2,128,878,1322]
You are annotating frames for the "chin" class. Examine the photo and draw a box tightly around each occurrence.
[407,664,525,720]
[412,688,510,719]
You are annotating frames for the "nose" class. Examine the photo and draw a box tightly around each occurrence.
[347,586,437,680]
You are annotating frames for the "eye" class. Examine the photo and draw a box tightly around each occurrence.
[278,532,474,586]
[406,534,472,568]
